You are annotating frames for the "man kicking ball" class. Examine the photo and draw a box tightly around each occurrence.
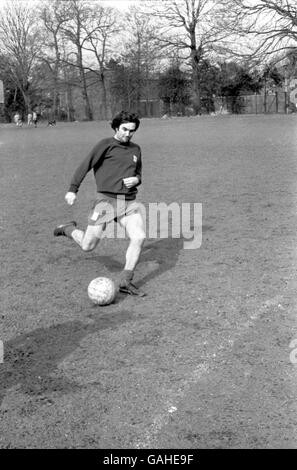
[54,110,146,296]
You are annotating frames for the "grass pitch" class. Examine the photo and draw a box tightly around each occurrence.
[1,115,297,448]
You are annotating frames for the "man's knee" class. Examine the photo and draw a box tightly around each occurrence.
[81,239,98,252]
[81,225,102,251]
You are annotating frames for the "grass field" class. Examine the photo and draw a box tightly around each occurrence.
[1,114,297,449]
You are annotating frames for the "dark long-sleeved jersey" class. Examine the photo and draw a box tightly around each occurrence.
[68,137,142,200]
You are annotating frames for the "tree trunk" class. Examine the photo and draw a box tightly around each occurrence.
[53,45,61,119]
[66,82,74,121]
[80,71,93,120]
[21,88,31,114]
[192,66,201,115]
[52,70,59,118]
[100,72,108,120]
[190,29,202,115]
[77,51,93,120]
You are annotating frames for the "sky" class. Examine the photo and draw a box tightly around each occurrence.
[0,0,139,7]
[100,0,138,8]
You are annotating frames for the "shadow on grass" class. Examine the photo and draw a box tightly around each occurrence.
[95,237,184,287]
[50,237,186,303]
[0,310,133,407]
[137,237,184,287]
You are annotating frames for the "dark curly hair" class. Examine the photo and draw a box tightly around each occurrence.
[111,111,140,131]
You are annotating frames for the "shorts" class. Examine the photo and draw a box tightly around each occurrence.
[88,192,141,226]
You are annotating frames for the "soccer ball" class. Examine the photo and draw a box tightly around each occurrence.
[87,277,116,306]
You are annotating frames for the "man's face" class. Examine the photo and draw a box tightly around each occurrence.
[114,122,136,143]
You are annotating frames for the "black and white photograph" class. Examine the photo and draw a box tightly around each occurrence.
[0,0,297,456]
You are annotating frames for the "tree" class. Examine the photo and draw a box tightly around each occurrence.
[119,6,161,115]
[158,66,191,115]
[80,4,120,119]
[57,0,95,120]
[223,0,297,61]
[108,58,140,113]
[142,0,234,114]
[260,63,282,112]
[0,54,25,119]
[0,0,44,113]
[39,0,70,119]
[218,62,262,113]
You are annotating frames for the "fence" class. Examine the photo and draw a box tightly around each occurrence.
[214,92,290,115]
[241,92,287,114]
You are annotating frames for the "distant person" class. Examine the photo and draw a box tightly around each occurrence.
[14,112,22,127]
[27,112,33,125]
[32,111,38,127]
[53,110,146,296]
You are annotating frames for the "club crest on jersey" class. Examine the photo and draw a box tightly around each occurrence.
[133,155,138,163]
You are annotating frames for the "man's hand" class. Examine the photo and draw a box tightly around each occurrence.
[65,192,77,205]
[123,177,139,189]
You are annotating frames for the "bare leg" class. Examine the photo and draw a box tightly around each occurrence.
[119,212,146,271]
[124,237,144,271]
[69,224,106,251]
[116,212,147,296]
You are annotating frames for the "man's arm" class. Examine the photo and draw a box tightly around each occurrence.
[123,151,142,189]
[135,151,142,186]
[65,139,109,205]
